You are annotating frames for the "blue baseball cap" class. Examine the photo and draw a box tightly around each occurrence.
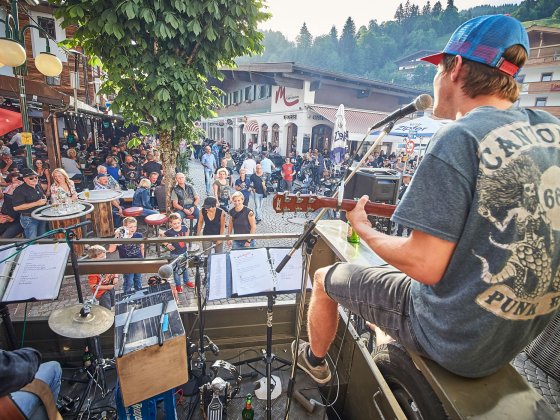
[420,15,529,76]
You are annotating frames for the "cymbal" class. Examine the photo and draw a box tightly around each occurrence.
[48,304,114,339]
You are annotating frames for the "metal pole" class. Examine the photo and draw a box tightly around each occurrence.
[73,52,79,113]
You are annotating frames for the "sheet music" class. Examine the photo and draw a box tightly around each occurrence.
[230,248,274,296]
[2,243,70,302]
[268,248,311,292]
[208,253,228,300]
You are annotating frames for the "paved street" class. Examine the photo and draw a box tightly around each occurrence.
[9,157,312,320]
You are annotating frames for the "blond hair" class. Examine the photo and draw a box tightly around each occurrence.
[122,217,137,226]
[87,245,107,259]
[51,168,74,187]
[231,191,244,201]
[138,178,151,188]
[168,212,181,222]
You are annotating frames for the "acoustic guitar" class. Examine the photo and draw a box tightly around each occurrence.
[272,193,396,218]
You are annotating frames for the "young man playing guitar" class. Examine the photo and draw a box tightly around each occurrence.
[294,15,560,383]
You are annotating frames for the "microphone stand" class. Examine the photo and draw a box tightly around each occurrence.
[281,122,395,419]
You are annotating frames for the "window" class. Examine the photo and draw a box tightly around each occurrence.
[232,91,239,104]
[259,85,267,99]
[244,86,253,101]
[46,76,60,86]
[37,16,56,39]
[541,73,553,82]
[70,71,80,89]
[535,97,547,107]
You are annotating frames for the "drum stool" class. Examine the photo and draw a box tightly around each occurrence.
[145,213,169,257]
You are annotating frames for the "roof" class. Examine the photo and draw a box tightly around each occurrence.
[220,62,423,97]
[394,50,440,65]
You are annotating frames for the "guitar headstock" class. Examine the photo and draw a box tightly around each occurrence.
[272,193,323,213]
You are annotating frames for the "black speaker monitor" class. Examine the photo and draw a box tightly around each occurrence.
[343,168,401,204]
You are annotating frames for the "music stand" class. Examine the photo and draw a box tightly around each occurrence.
[233,291,291,420]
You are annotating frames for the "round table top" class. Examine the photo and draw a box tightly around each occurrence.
[31,202,94,221]
[78,189,123,203]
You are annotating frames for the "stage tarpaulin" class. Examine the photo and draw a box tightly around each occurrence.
[0,108,23,136]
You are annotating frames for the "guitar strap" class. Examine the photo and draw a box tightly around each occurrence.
[0,379,62,420]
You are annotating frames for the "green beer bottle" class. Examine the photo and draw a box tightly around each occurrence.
[242,394,254,419]
[347,222,360,244]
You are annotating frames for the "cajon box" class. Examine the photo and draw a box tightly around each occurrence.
[114,283,188,407]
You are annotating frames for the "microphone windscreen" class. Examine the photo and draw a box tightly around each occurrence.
[414,94,433,111]
[158,264,174,279]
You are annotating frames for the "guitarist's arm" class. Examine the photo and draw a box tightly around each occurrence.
[348,195,456,286]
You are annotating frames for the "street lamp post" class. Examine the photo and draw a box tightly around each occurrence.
[0,0,63,168]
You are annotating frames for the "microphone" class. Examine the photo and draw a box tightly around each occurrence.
[158,253,188,279]
[369,94,433,131]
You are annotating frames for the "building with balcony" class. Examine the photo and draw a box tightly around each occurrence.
[203,63,423,155]
[517,25,560,118]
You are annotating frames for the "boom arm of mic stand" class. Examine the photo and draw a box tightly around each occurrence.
[275,121,395,274]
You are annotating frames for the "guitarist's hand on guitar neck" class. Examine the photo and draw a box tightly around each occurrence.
[347,195,376,236]
[272,192,396,218]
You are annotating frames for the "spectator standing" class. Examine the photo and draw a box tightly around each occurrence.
[12,168,47,238]
[163,213,193,293]
[0,174,23,238]
[281,157,295,192]
[260,153,275,185]
[227,191,256,249]
[107,217,144,294]
[234,168,250,206]
[249,164,266,223]
[201,146,217,195]
[213,168,231,212]
[87,245,118,309]
[197,197,225,255]
[132,178,159,216]
[171,172,200,227]
[241,153,256,176]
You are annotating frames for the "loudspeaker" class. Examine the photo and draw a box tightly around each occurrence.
[343,168,401,204]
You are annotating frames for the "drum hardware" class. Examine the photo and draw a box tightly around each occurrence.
[200,360,241,420]
[49,282,115,416]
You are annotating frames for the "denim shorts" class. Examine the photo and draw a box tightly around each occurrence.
[324,262,427,356]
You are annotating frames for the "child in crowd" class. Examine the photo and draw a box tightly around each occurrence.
[163,212,193,293]
[87,245,118,310]
[107,217,144,294]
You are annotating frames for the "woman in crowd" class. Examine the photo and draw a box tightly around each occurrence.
[213,168,231,212]
[50,168,78,204]
[227,191,256,249]
[61,148,83,182]
[249,163,266,224]
[0,173,23,238]
[234,168,250,206]
[105,156,122,184]
[224,151,235,173]
[197,197,225,255]
[33,159,51,198]
[132,178,159,216]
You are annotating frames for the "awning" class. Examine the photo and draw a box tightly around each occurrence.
[308,105,389,135]
[243,119,259,134]
[0,108,23,136]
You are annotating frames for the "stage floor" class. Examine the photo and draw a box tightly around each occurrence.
[59,343,331,419]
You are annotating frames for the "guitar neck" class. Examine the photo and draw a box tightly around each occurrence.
[323,197,396,218]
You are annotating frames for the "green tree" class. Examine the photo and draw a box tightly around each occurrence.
[52,0,269,206]
[432,1,443,16]
[395,3,405,23]
[422,1,432,15]
[296,23,313,50]
[339,17,357,72]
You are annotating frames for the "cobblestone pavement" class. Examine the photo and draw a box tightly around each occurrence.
[10,158,314,320]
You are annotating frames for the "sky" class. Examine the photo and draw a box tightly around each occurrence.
[259,0,523,41]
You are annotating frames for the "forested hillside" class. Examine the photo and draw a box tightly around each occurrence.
[238,0,560,90]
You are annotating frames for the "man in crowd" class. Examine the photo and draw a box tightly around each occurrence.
[241,153,257,176]
[12,168,48,238]
[94,165,121,191]
[0,347,62,419]
[141,152,162,181]
[171,172,200,229]
[281,156,294,192]
[260,152,275,185]
[121,155,140,187]
[200,146,217,195]
[294,15,560,384]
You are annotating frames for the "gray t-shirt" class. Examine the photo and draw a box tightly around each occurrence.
[393,106,560,377]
